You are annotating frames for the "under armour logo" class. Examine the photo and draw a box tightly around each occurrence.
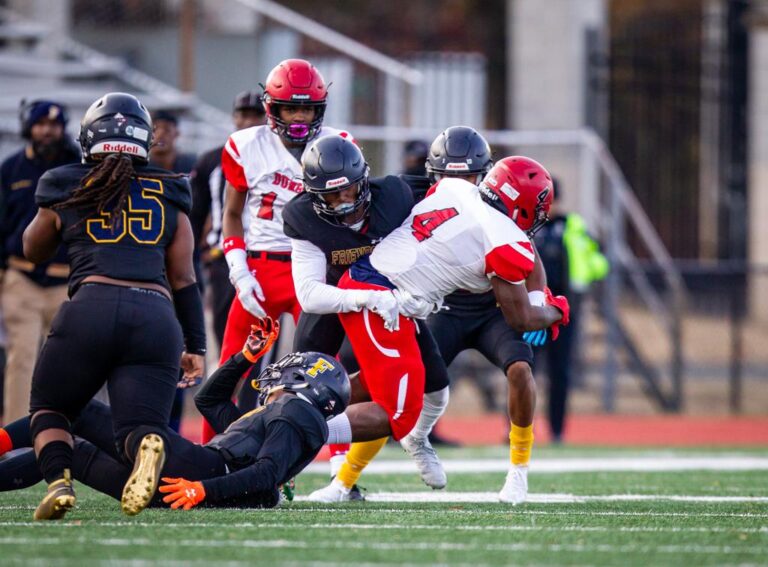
[185,488,197,499]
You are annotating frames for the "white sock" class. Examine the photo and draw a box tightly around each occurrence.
[326,412,353,444]
[329,453,347,477]
[407,386,449,440]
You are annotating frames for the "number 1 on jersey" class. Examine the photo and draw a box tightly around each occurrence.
[411,207,459,242]
[257,191,277,220]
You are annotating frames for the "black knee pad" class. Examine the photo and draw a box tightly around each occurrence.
[30,412,72,440]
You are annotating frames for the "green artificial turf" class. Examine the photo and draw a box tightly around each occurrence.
[1,447,766,566]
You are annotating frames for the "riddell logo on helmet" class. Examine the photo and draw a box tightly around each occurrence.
[325,176,350,189]
[90,141,145,157]
[446,162,470,171]
[291,94,311,101]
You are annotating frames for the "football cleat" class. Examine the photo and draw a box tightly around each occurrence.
[306,478,365,503]
[121,433,166,516]
[281,477,296,502]
[498,464,529,505]
[33,469,76,521]
[400,433,447,489]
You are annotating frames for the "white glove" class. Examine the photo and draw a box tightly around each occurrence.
[392,289,436,320]
[350,290,400,332]
[226,248,266,318]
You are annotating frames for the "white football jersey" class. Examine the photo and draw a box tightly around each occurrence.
[370,178,535,303]
[221,125,349,252]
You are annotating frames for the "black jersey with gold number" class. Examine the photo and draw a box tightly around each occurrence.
[35,162,192,295]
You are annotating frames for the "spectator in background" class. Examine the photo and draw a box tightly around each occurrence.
[190,91,266,351]
[149,110,197,174]
[149,109,198,434]
[0,99,80,424]
[401,140,429,176]
[533,178,608,443]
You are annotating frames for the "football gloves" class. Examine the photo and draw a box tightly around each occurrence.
[392,289,437,320]
[242,317,280,363]
[159,477,206,510]
[225,243,267,318]
[545,286,570,341]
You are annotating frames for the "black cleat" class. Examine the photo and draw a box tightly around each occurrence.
[121,433,166,516]
[34,469,76,521]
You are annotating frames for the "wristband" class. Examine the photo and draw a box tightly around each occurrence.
[172,283,206,355]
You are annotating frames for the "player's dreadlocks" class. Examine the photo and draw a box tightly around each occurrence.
[52,153,181,230]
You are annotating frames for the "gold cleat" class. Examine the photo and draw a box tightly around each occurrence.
[33,469,76,521]
[121,433,166,517]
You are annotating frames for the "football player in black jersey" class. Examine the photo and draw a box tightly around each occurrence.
[21,93,206,520]
[283,135,451,501]
[0,320,350,510]
[409,126,549,505]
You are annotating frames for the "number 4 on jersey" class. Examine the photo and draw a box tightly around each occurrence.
[411,207,459,242]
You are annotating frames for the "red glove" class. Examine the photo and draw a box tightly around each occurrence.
[545,286,570,341]
[159,477,206,510]
[242,317,280,363]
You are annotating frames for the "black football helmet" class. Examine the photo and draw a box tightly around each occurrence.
[79,92,153,163]
[426,126,493,183]
[253,352,351,419]
[302,134,370,225]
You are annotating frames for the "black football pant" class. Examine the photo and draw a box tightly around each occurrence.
[0,399,226,502]
[29,284,183,461]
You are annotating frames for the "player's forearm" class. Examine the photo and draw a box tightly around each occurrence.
[526,242,547,292]
[296,277,366,314]
[194,353,252,432]
[222,183,246,240]
[500,303,562,332]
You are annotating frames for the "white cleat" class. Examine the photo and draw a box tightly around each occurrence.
[498,465,529,504]
[400,433,447,489]
[306,479,354,503]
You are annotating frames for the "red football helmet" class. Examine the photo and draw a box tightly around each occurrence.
[479,156,553,235]
[262,59,328,144]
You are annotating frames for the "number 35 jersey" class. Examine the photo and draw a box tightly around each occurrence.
[221,125,350,253]
[35,162,192,296]
[370,177,536,304]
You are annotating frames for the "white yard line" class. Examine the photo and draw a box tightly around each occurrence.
[304,456,768,475]
[0,520,765,534]
[293,492,768,504]
[0,536,765,555]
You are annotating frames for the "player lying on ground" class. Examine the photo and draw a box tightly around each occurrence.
[0,319,351,512]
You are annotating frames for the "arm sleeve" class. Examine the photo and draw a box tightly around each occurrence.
[221,137,248,193]
[291,238,365,314]
[194,353,253,433]
[202,421,305,502]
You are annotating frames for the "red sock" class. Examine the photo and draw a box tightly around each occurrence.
[0,429,12,456]
[328,444,350,457]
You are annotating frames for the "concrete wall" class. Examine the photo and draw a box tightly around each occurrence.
[507,0,606,226]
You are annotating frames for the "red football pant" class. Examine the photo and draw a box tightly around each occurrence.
[201,255,300,443]
[337,271,424,441]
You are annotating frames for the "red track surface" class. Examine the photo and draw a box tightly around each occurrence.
[183,414,768,448]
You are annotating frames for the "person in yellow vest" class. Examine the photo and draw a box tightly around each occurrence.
[531,178,608,443]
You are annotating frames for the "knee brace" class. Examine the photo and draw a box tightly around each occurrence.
[30,412,71,440]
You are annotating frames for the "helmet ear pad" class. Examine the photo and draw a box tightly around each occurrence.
[79,92,153,162]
